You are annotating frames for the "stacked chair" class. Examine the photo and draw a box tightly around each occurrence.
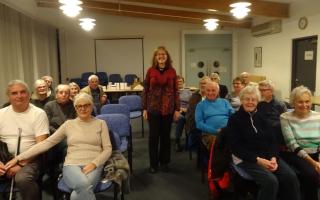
[99,104,133,172]
[119,95,144,137]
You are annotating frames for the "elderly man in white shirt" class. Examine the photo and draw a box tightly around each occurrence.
[0,80,49,200]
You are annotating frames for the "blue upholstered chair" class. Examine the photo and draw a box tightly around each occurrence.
[96,113,132,172]
[96,72,108,86]
[118,95,144,137]
[109,74,123,84]
[100,104,130,119]
[124,74,137,85]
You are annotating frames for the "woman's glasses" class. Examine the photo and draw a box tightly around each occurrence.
[75,104,91,110]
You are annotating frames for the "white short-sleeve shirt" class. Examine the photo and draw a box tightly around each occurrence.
[0,104,49,154]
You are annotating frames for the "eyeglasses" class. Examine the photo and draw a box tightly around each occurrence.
[75,104,91,109]
[233,82,242,85]
[259,88,271,92]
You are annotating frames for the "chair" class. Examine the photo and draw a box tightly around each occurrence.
[96,113,132,172]
[100,104,130,119]
[96,72,108,86]
[119,95,144,137]
[80,72,94,88]
[109,74,123,84]
[57,130,125,200]
[69,78,82,88]
[124,74,138,85]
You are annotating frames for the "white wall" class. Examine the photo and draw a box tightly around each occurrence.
[237,1,320,99]
[59,13,202,82]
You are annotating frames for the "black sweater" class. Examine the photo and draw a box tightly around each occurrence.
[228,106,278,163]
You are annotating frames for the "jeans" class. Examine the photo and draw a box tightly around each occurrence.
[238,158,300,200]
[175,113,186,143]
[62,165,103,200]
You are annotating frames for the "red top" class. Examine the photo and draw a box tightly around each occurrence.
[142,66,180,115]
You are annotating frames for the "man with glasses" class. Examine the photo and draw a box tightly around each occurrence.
[257,80,287,149]
[0,80,49,200]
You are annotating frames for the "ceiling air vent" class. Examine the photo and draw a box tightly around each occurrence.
[251,20,282,37]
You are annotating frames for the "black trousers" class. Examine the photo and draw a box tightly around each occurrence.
[280,151,320,200]
[148,112,173,169]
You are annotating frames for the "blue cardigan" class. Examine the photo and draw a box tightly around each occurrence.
[195,98,234,134]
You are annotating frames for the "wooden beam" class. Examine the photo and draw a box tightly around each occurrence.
[36,0,252,28]
[123,0,289,18]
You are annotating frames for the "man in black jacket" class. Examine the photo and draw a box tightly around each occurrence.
[257,80,287,149]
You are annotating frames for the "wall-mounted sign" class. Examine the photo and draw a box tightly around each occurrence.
[304,51,314,61]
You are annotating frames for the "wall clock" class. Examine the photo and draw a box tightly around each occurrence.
[298,17,308,30]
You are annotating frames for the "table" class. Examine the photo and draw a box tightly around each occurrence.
[103,86,143,103]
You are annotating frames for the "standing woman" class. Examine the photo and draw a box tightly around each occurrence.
[142,46,180,173]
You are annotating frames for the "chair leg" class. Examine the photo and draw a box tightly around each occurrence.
[129,126,133,173]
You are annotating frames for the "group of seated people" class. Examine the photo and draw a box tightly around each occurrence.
[0,74,112,200]
[181,71,320,200]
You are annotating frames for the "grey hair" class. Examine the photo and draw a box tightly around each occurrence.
[6,80,30,95]
[73,93,93,107]
[33,79,47,89]
[210,72,221,82]
[239,85,261,102]
[69,82,80,91]
[41,75,53,82]
[55,84,70,94]
[258,80,275,91]
[88,75,99,81]
[290,85,312,107]
[206,80,220,91]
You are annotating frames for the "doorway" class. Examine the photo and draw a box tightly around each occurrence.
[291,35,318,92]
[182,33,232,88]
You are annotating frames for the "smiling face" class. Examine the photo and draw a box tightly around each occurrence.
[8,83,30,112]
[155,49,168,68]
[233,81,244,93]
[205,82,219,101]
[241,93,258,113]
[36,82,48,95]
[75,100,93,121]
[294,92,311,117]
[88,78,99,90]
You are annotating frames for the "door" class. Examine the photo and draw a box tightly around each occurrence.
[291,36,317,92]
[184,34,232,88]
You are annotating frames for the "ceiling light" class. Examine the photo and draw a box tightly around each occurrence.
[59,0,83,17]
[79,18,96,31]
[203,19,219,31]
[59,0,82,5]
[207,9,218,12]
[60,5,82,17]
[230,2,251,19]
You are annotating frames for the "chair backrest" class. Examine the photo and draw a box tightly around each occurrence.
[81,72,94,81]
[118,95,142,112]
[100,104,130,118]
[96,114,130,137]
[124,74,138,85]
[80,72,94,88]
[109,74,122,83]
[96,72,108,85]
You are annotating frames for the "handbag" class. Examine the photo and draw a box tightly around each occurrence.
[0,140,13,163]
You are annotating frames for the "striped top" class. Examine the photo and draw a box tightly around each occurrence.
[280,111,320,158]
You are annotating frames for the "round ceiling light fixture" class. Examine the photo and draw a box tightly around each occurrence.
[230,2,251,19]
[203,18,219,31]
[79,18,96,31]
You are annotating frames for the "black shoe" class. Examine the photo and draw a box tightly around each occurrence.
[160,164,169,172]
[149,167,157,174]
[175,143,183,152]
